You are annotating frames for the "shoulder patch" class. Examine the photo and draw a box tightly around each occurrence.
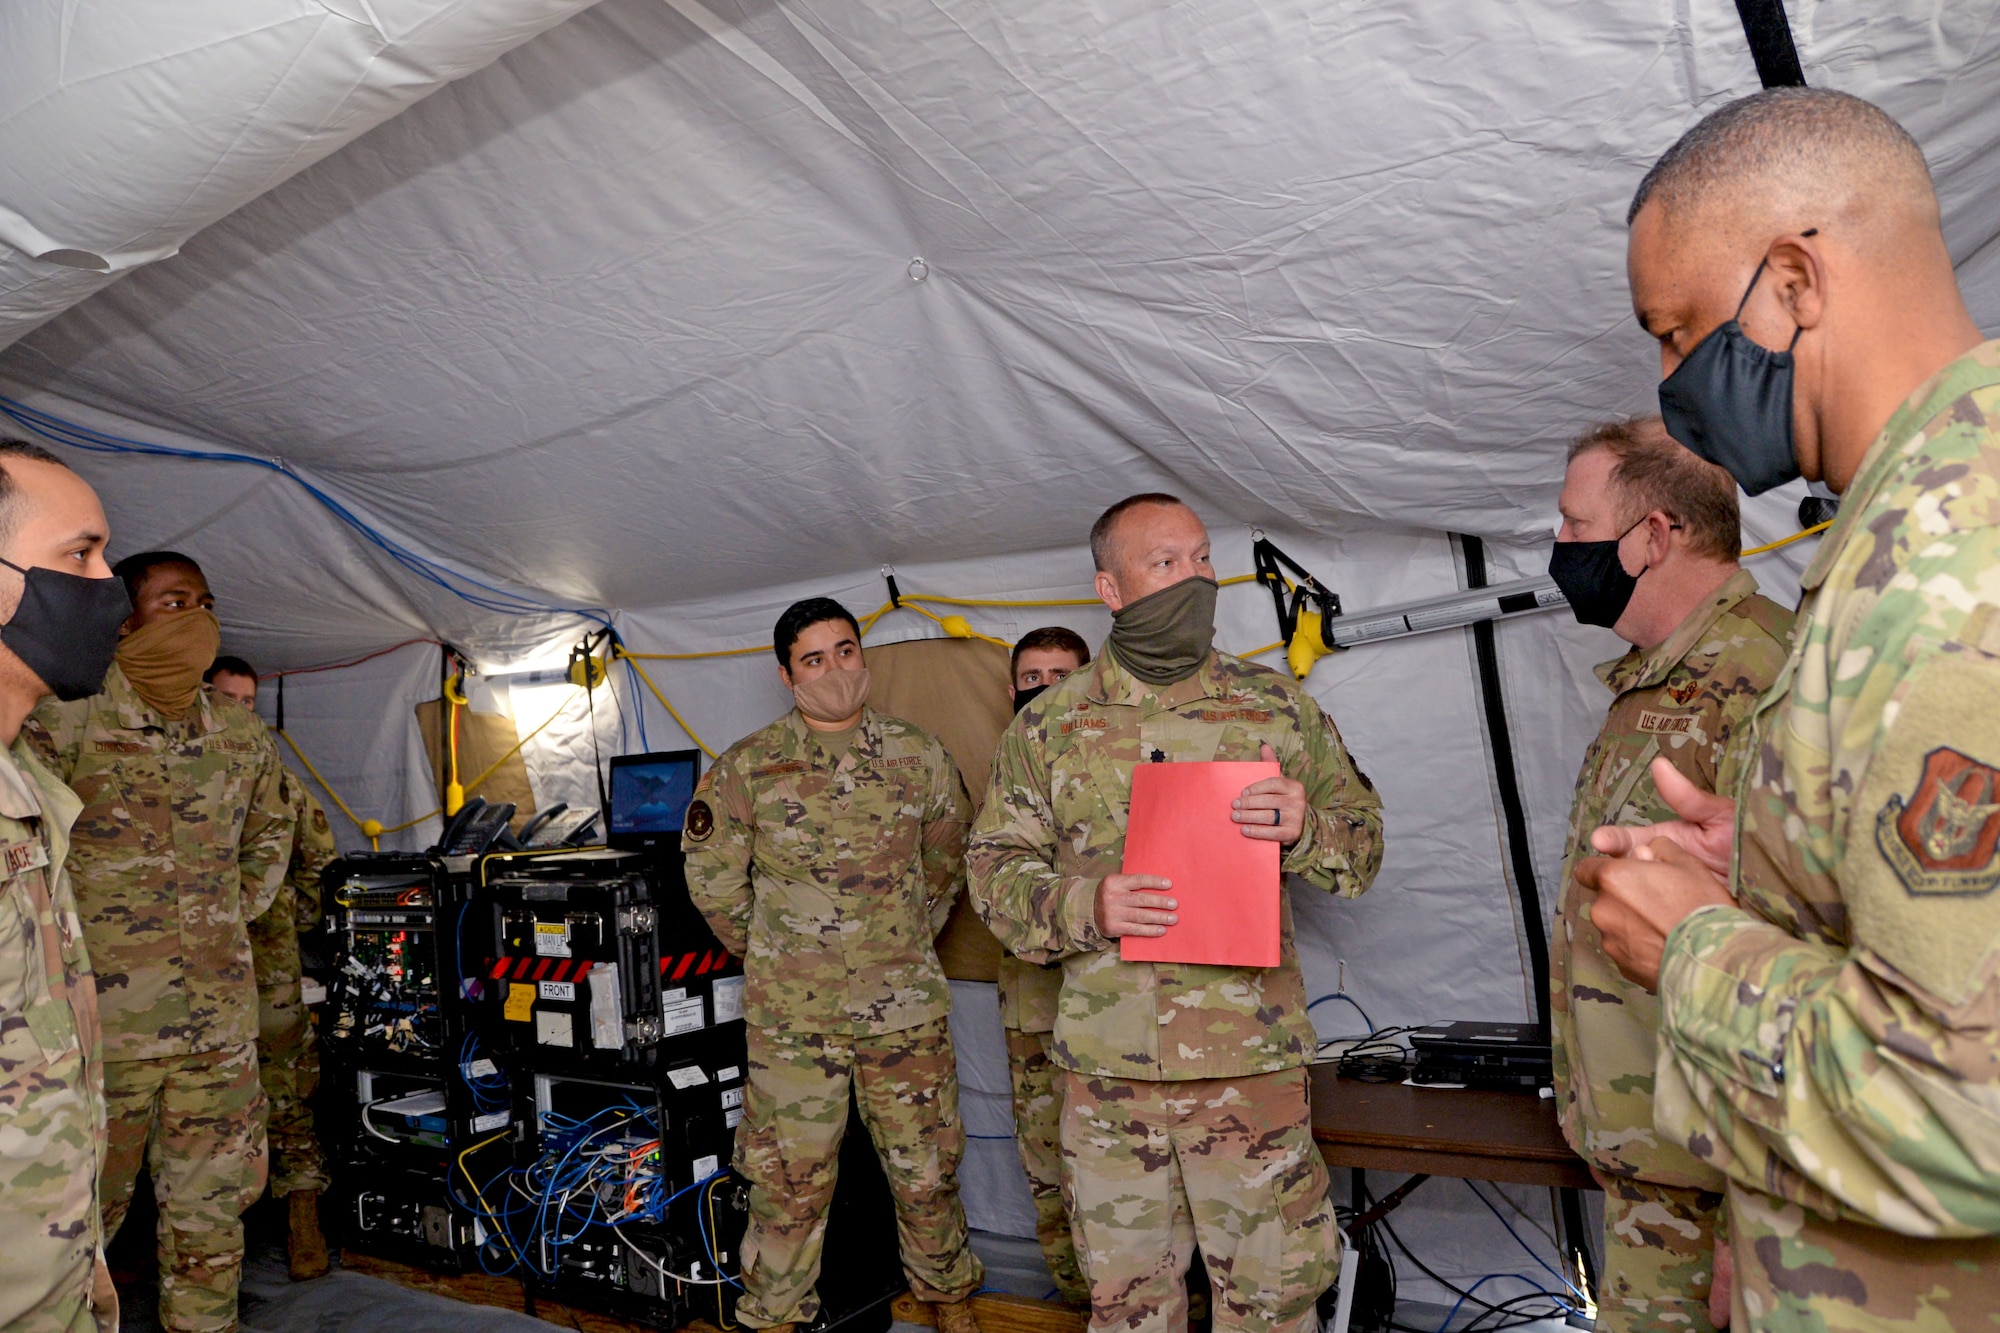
[1876,746,2000,895]
[684,798,715,842]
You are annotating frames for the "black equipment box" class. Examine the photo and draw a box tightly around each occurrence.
[477,848,743,1075]
[1408,1020,1552,1090]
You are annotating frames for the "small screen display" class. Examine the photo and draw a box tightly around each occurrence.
[609,754,700,836]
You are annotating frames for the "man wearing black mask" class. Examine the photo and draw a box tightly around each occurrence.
[969,495,1382,1333]
[1547,417,1790,1331]
[0,439,129,1333]
[1579,88,2000,1328]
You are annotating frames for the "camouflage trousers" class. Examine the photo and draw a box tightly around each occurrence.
[248,893,328,1197]
[735,1017,982,1328]
[1593,1174,1721,1333]
[1725,1182,2000,1332]
[1060,1066,1340,1333]
[1006,1027,1089,1307]
[101,1045,268,1333]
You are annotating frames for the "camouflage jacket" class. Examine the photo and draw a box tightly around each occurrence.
[0,734,110,1331]
[968,649,1383,1081]
[250,771,338,1039]
[683,706,970,1036]
[1653,341,2000,1243]
[26,666,294,1062]
[1551,569,1792,1187]
[996,953,1062,1033]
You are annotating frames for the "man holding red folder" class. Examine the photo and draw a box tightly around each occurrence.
[968,494,1383,1333]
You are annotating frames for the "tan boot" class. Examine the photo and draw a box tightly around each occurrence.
[287,1189,331,1280]
[935,1299,983,1333]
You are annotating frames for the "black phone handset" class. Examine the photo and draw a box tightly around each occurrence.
[433,797,519,857]
[516,803,567,845]
[431,796,488,855]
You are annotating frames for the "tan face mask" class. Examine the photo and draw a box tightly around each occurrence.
[792,666,871,724]
[116,609,222,720]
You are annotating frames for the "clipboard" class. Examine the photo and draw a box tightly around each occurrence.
[1118,760,1282,967]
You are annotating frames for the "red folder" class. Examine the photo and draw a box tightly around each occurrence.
[1118,761,1282,968]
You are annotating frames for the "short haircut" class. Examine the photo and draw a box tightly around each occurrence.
[0,439,72,544]
[1569,418,1740,562]
[1089,493,1188,573]
[112,550,203,601]
[773,597,861,667]
[205,654,256,683]
[1628,87,1933,227]
[1011,626,1091,676]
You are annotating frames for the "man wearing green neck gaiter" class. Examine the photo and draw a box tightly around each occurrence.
[969,494,1385,1333]
[26,551,293,1333]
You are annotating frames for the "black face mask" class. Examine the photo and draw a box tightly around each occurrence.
[0,557,133,701]
[1657,247,1811,496]
[1012,683,1049,714]
[1549,515,1660,630]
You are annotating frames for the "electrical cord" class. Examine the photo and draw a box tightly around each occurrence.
[1336,1025,1419,1083]
[1462,1181,1583,1301]
[1376,1214,1575,1326]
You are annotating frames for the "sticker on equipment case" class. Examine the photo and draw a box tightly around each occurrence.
[662,995,706,1035]
[667,1065,710,1089]
[720,1087,743,1110]
[538,980,575,1002]
[533,921,571,957]
[711,975,745,1025]
[536,1010,574,1047]
[473,1111,510,1133]
[504,983,536,1022]
[692,1154,720,1181]
[724,1108,744,1128]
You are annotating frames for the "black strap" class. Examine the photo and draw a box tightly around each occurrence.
[1458,535,1551,1033]
[1732,0,1806,87]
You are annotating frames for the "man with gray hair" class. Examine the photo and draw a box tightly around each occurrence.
[1578,88,2000,1328]
[1546,417,1792,1331]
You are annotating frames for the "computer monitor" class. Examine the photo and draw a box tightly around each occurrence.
[607,749,702,850]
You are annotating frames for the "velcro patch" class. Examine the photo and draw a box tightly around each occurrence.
[1664,679,1703,706]
[210,740,258,754]
[876,755,923,771]
[1060,717,1108,735]
[1876,746,2000,895]
[1197,709,1273,724]
[749,762,807,779]
[1636,709,1696,735]
[90,740,149,754]
[0,837,49,878]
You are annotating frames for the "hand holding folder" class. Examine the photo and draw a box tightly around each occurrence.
[1118,760,1282,967]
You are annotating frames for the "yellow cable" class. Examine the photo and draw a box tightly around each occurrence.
[616,652,719,759]
[1242,641,1286,659]
[457,1131,524,1268]
[901,593,1100,609]
[1741,520,1832,557]
[280,690,581,848]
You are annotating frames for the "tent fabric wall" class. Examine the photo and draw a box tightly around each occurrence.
[0,0,1985,1308]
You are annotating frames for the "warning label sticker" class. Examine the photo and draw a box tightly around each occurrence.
[533,921,571,957]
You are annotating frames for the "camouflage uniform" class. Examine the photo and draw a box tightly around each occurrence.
[27,665,292,1333]
[1650,342,2000,1329]
[968,649,1383,1333]
[683,705,982,1328]
[0,736,116,1333]
[996,955,1086,1306]
[1551,570,1792,1333]
[248,771,335,1197]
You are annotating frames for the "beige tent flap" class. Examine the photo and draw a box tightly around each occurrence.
[416,699,539,832]
[866,637,1014,981]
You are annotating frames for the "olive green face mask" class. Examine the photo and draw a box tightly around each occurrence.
[1106,576,1218,686]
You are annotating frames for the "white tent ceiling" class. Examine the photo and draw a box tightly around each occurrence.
[4,0,1995,670]
[2,0,1996,1306]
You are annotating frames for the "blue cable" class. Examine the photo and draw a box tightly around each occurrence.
[1464,1181,1585,1300]
[1434,1274,1557,1333]
[0,395,612,627]
[622,657,651,752]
